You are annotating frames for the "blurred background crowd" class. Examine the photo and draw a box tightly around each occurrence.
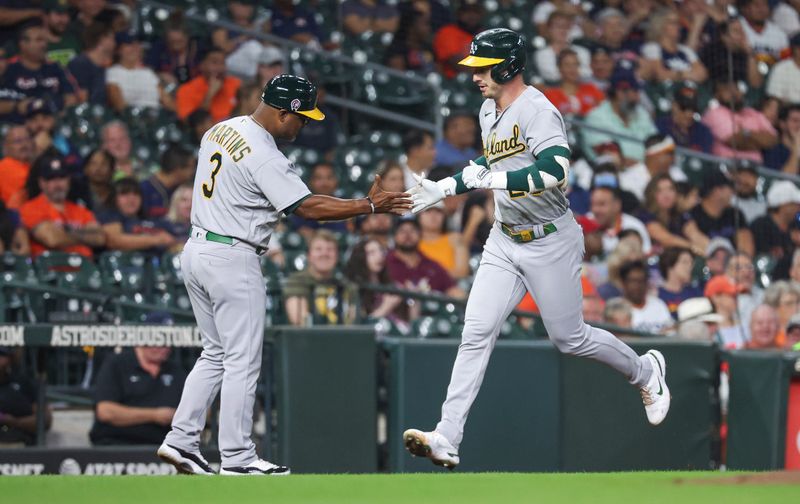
[1,0,800,448]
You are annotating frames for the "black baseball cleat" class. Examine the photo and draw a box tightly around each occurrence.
[220,459,291,476]
[157,443,216,475]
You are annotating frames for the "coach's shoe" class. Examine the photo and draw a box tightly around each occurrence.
[157,443,215,475]
[640,349,671,426]
[403,429,459,469]
[219,459,291,476]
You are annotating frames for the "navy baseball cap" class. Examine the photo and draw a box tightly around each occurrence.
[0,346,12,356]
[610,70,640,91]
[36,154,69,180]
[25,98,57,118]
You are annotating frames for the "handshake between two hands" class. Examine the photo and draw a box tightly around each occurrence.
[407,161,491,214]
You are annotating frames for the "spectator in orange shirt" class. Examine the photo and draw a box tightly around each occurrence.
[0,126,35,209]
[432,0,484,79]
[176,47,240,123]
[543,49,605,117]
[19,154,105,258]
[418,201,469,279]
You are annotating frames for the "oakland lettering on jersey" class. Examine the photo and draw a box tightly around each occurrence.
[206,124,252,162]
[484,124,527,164]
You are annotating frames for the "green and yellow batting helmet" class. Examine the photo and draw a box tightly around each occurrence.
[458,28,527,84]
[261,74,325,121]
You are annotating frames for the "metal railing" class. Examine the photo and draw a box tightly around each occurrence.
[138,0,443,136]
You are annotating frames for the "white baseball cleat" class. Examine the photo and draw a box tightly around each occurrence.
[640,349,671,425]
[219,458,291,476]
[157,443,215,475]
[403,429,460,469]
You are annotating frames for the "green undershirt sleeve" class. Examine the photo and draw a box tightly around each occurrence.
[503,145,571,192]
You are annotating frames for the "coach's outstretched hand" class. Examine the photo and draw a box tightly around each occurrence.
[368,174,413,215]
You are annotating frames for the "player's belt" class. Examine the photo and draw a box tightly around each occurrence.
[192,226,267,255]
[500,222,557,243]
[202,230,234,245]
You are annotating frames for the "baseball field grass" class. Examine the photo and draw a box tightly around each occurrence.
[1,471,799,504]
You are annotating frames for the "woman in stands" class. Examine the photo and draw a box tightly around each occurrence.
[98,178,177,255]
[68,149,116,213]
[376,159,406,193]
[657,246,703,319]
[165,182,193,253]
[640,174,708,255]
[639,8,708,84]
[344,238,404,321]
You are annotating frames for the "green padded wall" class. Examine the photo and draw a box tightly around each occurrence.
[275,327,378,473]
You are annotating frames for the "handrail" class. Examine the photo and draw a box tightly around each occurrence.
[568,117,800,184]
[138,0,443,136]
[358,282,661,338]
[0,279,195,319]
[1,278,659,338]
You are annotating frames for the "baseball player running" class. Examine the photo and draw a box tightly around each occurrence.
[157,75,410,476]
[403,29,670,469]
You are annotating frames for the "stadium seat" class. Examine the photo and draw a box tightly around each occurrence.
[755,254,777,289]
[98,251,151,295]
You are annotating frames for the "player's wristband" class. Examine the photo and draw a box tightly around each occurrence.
[366,196,375,213]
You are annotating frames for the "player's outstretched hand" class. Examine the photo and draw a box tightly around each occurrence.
[461,161,492,190]
[408,173,446,214]
[368,174,412,215]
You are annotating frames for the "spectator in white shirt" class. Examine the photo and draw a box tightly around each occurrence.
[620,260,674,333]
[589,185,653,255]
[771,1,800,37]
[534,10,591,83]
[766,33,800,104]
[107,33,173,112]
[740,0,790,65]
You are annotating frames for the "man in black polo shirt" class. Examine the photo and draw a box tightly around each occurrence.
[90,346,187,445]
[0,347,51,446]
[751,181,800,262]
[690,168,755,257]
[0,19,77,124]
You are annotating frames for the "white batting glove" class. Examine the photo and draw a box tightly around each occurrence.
[461,161,492,190]
[408,173,453,214]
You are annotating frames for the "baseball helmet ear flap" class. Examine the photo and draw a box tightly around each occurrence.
[491,53,525,84]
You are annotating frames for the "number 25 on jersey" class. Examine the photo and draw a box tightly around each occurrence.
[202,152,223,199]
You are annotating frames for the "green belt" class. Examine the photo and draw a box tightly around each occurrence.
[500,222,557,243]
[201,229,233,245]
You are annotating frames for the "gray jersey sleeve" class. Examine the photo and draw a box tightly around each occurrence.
[248,156,312,213]
[524,109,569,157]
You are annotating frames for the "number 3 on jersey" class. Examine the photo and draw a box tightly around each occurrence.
[202,152,223,199]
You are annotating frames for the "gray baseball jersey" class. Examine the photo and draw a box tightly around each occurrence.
[191,115,311,248]
[429,86,654,452]
[477,86,569,224]
[165,115,311,467]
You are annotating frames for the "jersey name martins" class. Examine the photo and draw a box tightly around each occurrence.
[206,123,252,162]
[484,124,526,165]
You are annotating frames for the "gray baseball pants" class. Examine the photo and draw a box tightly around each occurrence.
[164,235,265,466]
[435,210,653,449]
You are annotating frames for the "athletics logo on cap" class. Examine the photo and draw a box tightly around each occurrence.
[290,98,301,111]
